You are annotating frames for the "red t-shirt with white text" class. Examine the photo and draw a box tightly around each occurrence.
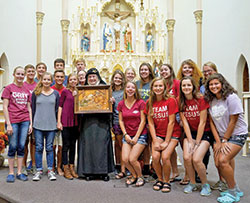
[1,83,31,123]
[144,97,181,138]
[183,97,210,131]
[117,99,147,136]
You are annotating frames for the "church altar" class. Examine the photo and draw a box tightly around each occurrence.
[68,0,167,82]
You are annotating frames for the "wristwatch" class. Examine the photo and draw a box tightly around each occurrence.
[221,139,227,143]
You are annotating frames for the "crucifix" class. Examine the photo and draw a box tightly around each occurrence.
[104,0,131,50]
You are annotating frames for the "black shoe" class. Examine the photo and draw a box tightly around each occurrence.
[86,176,93,181]
[103,175,110,182]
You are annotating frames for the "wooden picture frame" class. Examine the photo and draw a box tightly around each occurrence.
[74,85,113,114]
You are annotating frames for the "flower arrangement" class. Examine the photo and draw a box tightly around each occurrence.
[0,131,8,153]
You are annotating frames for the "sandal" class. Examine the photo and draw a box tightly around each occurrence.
[170,175,181,183]
[153,180,163,191]
[126,176,137,185]
[135,177,145,187]
[162,182,171,193]
[115,172,126,179]
[217,192,240,203]
[180,179,190,185]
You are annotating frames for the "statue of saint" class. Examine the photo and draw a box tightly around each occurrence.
[146,30,154,52]
[123,23,132,51]
[81,31,90,52]
[103,23,112,51]
[105,8,131,50]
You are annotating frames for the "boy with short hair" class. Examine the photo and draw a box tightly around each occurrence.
[34,62,47,83]
[22,64,37,176]
[51,69,66,176]
[52,58,68,86]
[75,58,86,73]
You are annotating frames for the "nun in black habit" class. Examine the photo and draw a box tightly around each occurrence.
[77,68,114,181]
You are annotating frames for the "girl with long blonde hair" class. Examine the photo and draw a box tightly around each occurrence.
[32,72,59,181]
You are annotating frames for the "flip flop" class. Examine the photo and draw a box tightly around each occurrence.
[170,176,181,183]
[180,179,190,185]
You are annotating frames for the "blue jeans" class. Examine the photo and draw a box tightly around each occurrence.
[7,121,30,158]
[34,129,55,171]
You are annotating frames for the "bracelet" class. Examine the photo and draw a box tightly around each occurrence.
[123,133,128,137]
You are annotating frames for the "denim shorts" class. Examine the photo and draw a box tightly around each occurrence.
[226,134,248,147]
[122,133,148,145]
[157,135,179,141]
[184,131,214,145]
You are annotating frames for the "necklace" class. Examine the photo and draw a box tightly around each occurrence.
[125,99,136,109]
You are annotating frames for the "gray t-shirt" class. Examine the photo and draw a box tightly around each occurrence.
[136,80,151,102]
[112,90,124,125]
[33,91,59,131]
[209,93,248,138]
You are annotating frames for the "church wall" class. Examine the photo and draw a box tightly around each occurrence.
[0,0,250,91]
[174,0,197,73]
[203,0,250,89]
[0,0,36,74]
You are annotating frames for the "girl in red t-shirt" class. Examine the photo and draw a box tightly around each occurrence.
[118,81,147,187]
[179,76,212,196]
[2,66,32,182]
[145,78,181,193]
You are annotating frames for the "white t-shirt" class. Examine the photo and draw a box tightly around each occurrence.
[209,93,248,138]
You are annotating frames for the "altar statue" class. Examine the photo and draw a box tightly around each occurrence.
[146,30,154,52]
[123,23,132,51]
[103,23,112,51]
[105,11,131,50]
[81,32,90,52]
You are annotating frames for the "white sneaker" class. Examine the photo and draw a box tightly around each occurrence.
[48,170,57,181]
[33,171,42,181]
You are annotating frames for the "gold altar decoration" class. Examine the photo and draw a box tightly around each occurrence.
[68,0,167,80]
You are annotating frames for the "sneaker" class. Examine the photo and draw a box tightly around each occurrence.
[48,170,57,181]
[211,180,228,191]
[200,183,211,196]
[33,171,42,181]
[16,173,28,181]
[220,190,244,198]
[6,174,15,183]
[217,192,240,203]
[184,183,198,194]
[31,166,37,175]
[21,167,28,176]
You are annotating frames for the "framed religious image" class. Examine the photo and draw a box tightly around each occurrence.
[74,85,113,114]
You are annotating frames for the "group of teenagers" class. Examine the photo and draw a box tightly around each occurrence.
[2,57,248,203]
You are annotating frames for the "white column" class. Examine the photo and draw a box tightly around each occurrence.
[37,0,42,12]
[167,0,174,19]
[36,0,44,63]
[62,0,68,19]
[197,0,202,10]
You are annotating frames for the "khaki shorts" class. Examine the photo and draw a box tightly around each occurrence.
[53,130,62,146]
